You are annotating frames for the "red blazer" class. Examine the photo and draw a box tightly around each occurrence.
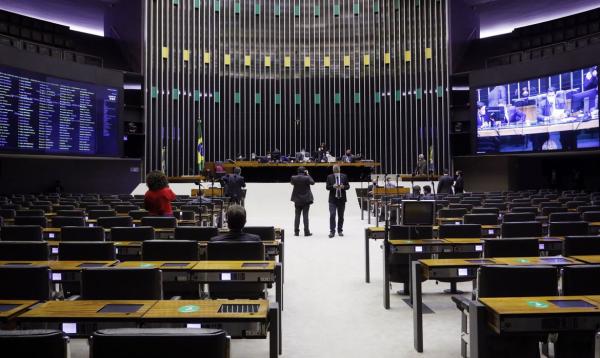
[144,187,176,215]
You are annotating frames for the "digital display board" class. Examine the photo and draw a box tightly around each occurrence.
[0,65,120,156]
[475,66,599,154]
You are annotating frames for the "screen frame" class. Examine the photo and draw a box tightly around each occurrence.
[470,56,600,157]
[0,45,123,158]
[401,200,436,226]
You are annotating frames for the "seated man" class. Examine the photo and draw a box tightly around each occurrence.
[190,189,212,205]
[404,185,422,200]
[210,205,261,242]
[422,185,435,199]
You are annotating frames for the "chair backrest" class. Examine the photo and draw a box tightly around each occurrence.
[566,200,588,209]
[90,328,229,358]
[28,205,51,213]
[563,235,600,256]
[142,240,199,260]
[548,221,589,237]
[548,212,581,222]
[81,268,163,300]
[88,210,117,220]
[562,265,600,295]
[438,224,482,239]
[448,204,473,212]
[242,226,276,241]
[207,241,265,261]
[114,205,140,214]
[14,216,47,227]
[0,266,52,300]
[501,221,543,238]
[388,225,434,240]
[0,209,16,219]
[140,217,177,229]
[86,205,111,211]
[463,213,498,225]
[50,216,85,228]
[0,241,49,260]
[483,203,508,210]
[56,210,85,217]
[0,330,68,358]
[58,242,116,261]
[541,206,569,216]
[207,241,265,299]
[483,237,539,258]
[180,204,203,213]
[128,210,150,220]
[477,265,558,298]
[53,205,75,211]
[174,226,219,242]
[97,216,133,228]
[583,211,600,222]
[510,206,538,214]
[173,210,196,221]
[110,227,155,242]
[577,206,600,213]
[471,207,500,215]
[61,226,106,242]
[539,201,563,209]
[0,225,43,241]
[502,212,536,223]
[438,208,468,218]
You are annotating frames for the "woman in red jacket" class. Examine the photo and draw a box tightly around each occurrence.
[144,171,176,216]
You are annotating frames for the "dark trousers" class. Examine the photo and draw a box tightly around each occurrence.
[294,204,310,234]
[329,201,346,233]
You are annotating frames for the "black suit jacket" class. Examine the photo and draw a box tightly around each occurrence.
[437,175,454,194]
[221,174,245,200]
[209,231,261,242]
[326,173,350,203]
[454,176,464,193]
[290,174,315,206]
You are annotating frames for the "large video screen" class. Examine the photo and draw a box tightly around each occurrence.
[475,66,599,153]
[0,65,120,156]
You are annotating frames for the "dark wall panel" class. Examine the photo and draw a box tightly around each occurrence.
[144,0,451,176]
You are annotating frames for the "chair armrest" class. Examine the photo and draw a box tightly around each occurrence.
[65,295,81,301]
[451,295,472,312]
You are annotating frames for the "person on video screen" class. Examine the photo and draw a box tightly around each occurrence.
[506,105,527,125]
[477,101,491,128]
[537,87,566,122]
[583,67,598,91]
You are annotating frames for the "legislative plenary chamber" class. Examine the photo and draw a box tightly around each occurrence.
[2,1,600,357]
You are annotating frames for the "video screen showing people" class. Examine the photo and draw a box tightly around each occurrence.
[475,65,599,153]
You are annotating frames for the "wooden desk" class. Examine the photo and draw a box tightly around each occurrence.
[0,300,38,321]
[19,300,156,320]
[411,256,585,352]
[143,299,280,358]
[571,255,600,264]
[479,295,600,334]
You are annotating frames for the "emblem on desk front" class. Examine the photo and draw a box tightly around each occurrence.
[178,305,200,313]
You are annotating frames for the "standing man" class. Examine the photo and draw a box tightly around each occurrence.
[326,165,350,238]
[416,154,428,175]
[454,170,465,194]
[290,167,315,237]
[221,167,246,204]
[437,169,454,194]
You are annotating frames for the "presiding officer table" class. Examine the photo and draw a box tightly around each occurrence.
[216,161,380,182]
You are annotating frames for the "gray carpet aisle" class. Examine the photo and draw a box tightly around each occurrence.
[72,182,466,357]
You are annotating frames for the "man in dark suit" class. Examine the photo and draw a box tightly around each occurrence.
[437,169,454,194]
[290,167,315,236]
[210,205,261,242]
[326,165,350,238]
[221,167,245,204]
[454,170,464,194]
[416,154,428,175]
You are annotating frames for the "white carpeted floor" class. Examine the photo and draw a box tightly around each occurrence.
[71,182,467,357]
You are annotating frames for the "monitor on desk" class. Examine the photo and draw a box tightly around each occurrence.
[401,200,435,226]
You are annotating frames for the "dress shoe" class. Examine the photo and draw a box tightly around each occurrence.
[304,232,312,237]
[294,232,299,237]
[338,232,344,237]
[328,233,335,238]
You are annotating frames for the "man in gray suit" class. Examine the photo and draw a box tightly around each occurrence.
[290,167,315,236]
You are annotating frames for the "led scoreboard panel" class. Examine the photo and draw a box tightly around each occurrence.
[0,65,120,156]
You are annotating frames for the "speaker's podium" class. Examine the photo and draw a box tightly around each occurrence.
[191,188,224,197]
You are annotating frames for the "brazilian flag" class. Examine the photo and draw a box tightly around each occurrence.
[197,119,205,173]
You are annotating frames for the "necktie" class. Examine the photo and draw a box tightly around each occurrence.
[336,175,341,199]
